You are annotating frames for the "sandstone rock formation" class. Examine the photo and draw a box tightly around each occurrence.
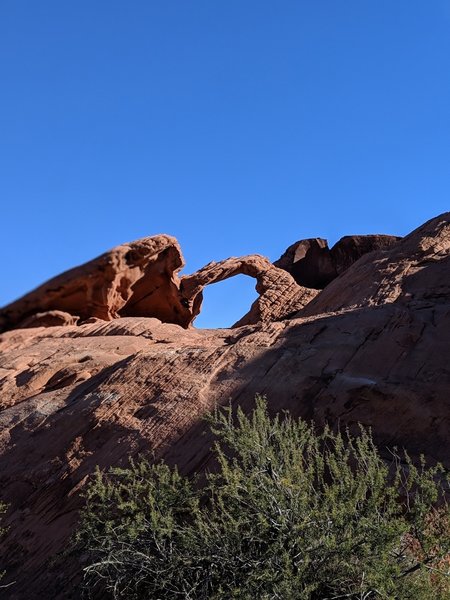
[179,254,319,327]
[300,214,450,316]
[0,235,193,332]
[1,230,400,336]
[0,241,318,333]
[275,234,401,289]
[0,213,449,599]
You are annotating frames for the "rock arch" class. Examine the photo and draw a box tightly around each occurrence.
[0,241,319,333]
[180,254,319,327]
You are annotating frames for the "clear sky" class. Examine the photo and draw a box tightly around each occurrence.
[1,1,449,327]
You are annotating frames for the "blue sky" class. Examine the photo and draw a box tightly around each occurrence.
[1,1,449,327]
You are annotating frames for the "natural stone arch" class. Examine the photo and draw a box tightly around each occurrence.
[180,254,319,328]
[0,241,319,333]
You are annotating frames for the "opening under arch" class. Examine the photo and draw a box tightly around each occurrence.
[193,275,259,329]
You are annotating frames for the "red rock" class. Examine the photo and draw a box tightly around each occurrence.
[0,235,192,332]
[0,243,318,332]
[300,213,450,316]
[331,234,401,274]
[16,310,79,329]
[0,213,448,598]
[180,254,319,326]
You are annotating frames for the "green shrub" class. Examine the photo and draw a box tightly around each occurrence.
[76,396,449,599]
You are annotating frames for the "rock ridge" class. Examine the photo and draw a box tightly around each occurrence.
[0,230,405,334]
[0,235,192,332]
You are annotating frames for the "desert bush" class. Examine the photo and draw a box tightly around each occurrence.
[76,396,449,599]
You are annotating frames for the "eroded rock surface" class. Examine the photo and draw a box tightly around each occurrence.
[0,213,449,599]
[300,214,450,316]
[180,254,319,327]
[0,235,192,332]
[1,241,319,333]
[275,234,401,289]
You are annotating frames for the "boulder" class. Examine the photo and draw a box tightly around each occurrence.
[0,235,192,332]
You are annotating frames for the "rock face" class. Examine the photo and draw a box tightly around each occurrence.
[0,235,193,331]
[0,213,449,599]
[300,215,450,316]
[275,234,401,289]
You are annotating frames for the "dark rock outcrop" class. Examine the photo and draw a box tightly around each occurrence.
[275,234,401,289]
[300,214,450,316]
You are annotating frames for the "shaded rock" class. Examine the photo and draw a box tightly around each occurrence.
[300,213,450,316]
[331,234,402,274]
[17,310,79,329]
[275,234,401,289]
[274,238,335,288]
